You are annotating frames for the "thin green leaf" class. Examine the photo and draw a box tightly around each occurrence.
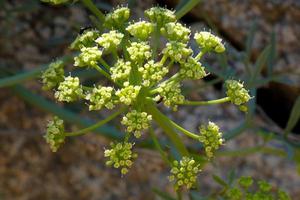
[244,20,258,71]
[175,0,202,19]
[213,175,228,187]
[284,96,300,136]
[267,31,277,76]
[152,188,176,200]
[11,85,124,140]
[0,55,73,88]
[249,45,271,86]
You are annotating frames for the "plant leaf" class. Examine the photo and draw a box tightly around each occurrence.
[284,96,300,136]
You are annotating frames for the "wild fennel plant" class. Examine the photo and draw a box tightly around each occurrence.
[41,5,251,190]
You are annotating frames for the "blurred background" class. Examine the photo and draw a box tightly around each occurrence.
[0,0,300,199]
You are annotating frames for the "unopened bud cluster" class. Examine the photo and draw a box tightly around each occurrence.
[104,142,137,175]
[199,122,224,159]
[121,110,152,138]
[44,116,65,152]
[54,76,83,102]
[41,60,64,90]
[225,80,251,112]
[168,157,201,190]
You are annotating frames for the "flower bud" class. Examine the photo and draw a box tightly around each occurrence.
[110,59,132,82]
[145,7,176,26]
[199,122,223,159]
[55,76,83,102]
[70,30,100,50]
[126,21,154,40]
[161,22,190,43]
[115,83,141,105]
[127,42,151,62]
[104,7,130,29]
[74,46,102,68]
[41,60,64,90]
[86,86,115,111]
[121,110,152,138]
[225,80,251,112]
[156,82,185,111]
[44,116,65,152]
[162,42,192,63]
[138,60,168,87]
[96,30,124,52]
[194,31,225,53]
[179,57,206,80]
[168,157,201,190]
[104,142,137,175]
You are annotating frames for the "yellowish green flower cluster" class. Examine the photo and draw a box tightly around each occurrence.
[104,142,137,175]
[168,157,201,190]
[225,80,251,112]
[223,176,291,200]
[96,30,124,51]
[85,86,115,111]
[74,47,102,68]
[126,21,154,40]
[199,122,224,159]
[41,5,250,188]
[121,110,152,138]
[194,31,225,53]
[41,60,64,90]
[44,116,65,152]
[54,76,83,102]
[156,82,185,111]
[71,30,100,50]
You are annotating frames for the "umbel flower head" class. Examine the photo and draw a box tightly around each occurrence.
[194,31,225,53]
[168,157,201,190]
[199,122,224,159]
[40,4,251,189]
[41,60,64,90]
[225,80,251,112]
[55,76,83,102]
[44,116,65,152]
[104,142,137,175]
[121,110,152,138]
[70,30,100,50]
[85,86,115,111]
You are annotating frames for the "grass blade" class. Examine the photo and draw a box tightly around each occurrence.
[175,0,202,19]
[284,96,300,137]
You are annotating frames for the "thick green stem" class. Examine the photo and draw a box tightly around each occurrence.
[65,107,126,137]
[149,126,171,165]
[81,0,105,23]
[146,103,189,156]
[152,24,160,60]
[179,97,230,106]
[99,58,111,71]
[195,50,206,61]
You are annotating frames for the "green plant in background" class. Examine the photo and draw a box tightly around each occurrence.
[40,1,251,191]
[216,175,291,200]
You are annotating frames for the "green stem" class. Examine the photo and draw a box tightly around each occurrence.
[99,58,111,71]
[94,65,121,87]
[0,54,74,88]
[152,23,160,60]
[168,119,200,140]
[65,107,126,137]
[195,50,206,61]
[149,126,171,165]
[81,0,105,23]
[146,103,189,156]
[179,97,231,106]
